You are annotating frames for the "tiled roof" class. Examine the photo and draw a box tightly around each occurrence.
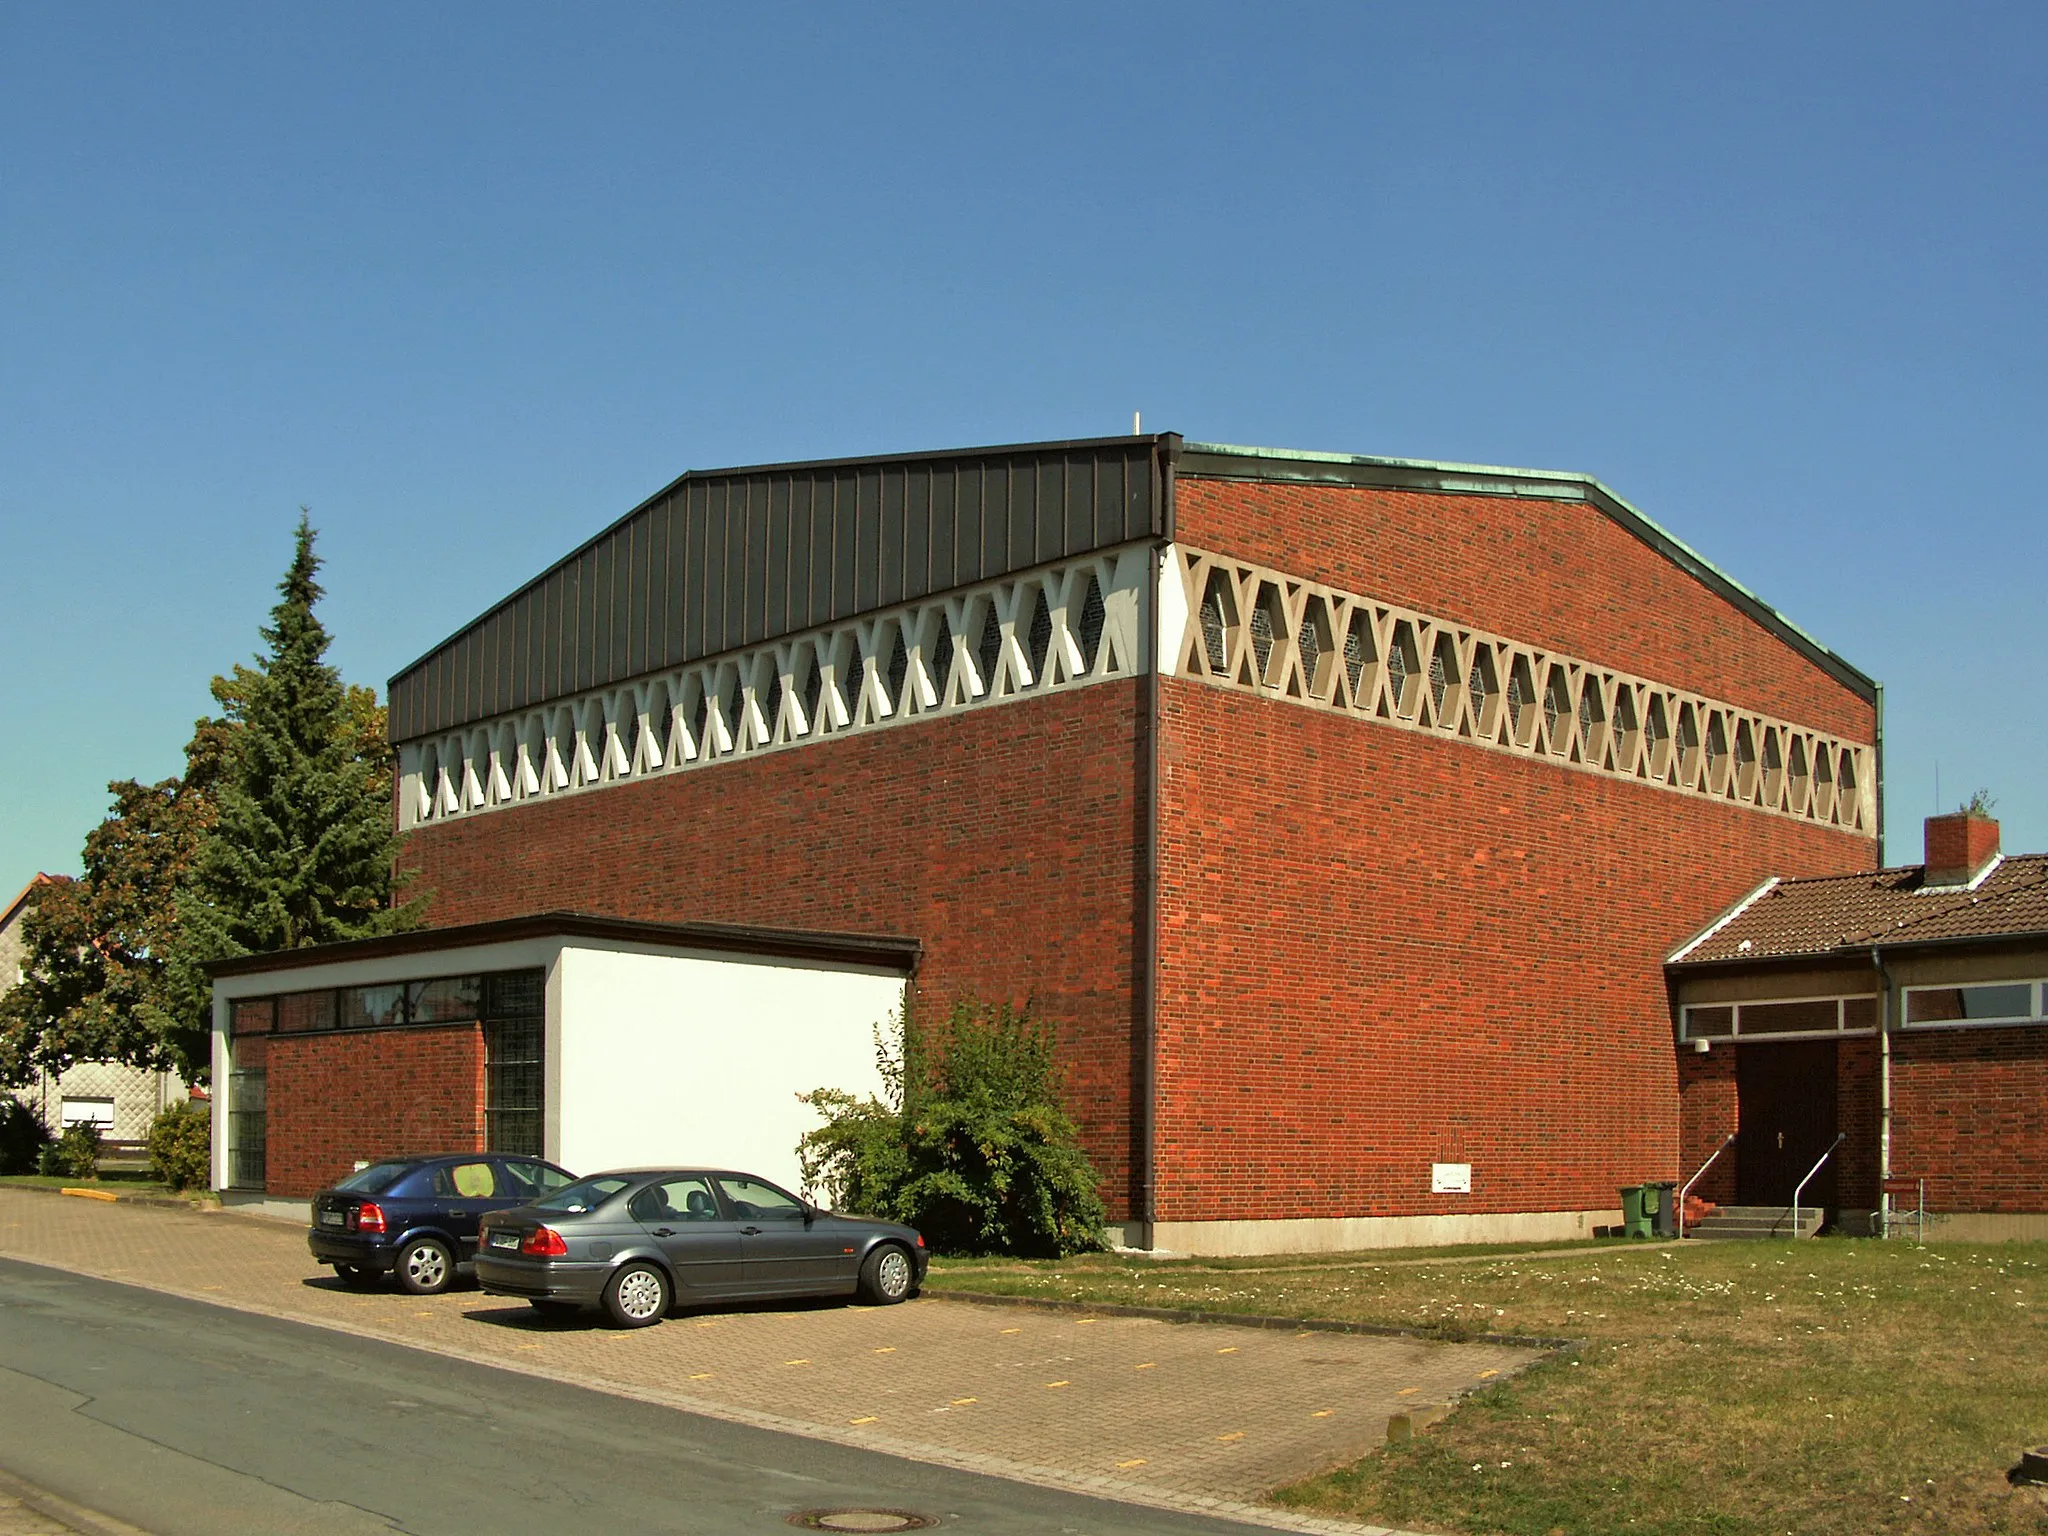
[1669,853,2048,966]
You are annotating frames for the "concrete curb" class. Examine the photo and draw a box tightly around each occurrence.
[0,1182,217,1215]
[927,1288,1584,1355]
[0,1466,153,1536]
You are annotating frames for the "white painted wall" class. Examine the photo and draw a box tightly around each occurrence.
[553,945,900,1196]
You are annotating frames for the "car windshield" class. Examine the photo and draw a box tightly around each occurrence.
[532,1175,633,1215]
[334,1162,410,1195]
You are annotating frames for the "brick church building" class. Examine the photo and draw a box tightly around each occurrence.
[212,433,1886,1251]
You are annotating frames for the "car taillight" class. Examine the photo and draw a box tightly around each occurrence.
[520,1226,568,1257]
[916,1233,926,1248]
[354,1201,387,1234]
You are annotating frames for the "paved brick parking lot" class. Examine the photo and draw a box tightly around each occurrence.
[0,1191,1542,1531]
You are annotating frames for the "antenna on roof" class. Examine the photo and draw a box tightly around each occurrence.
[1133,411,1142,436]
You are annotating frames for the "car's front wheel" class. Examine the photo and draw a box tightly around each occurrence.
[603,1262,670,1328]
[395,1237,454,1296]
[858,1243,916,1305]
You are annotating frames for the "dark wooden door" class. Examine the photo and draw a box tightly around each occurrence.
[1736,1040,1838,1208]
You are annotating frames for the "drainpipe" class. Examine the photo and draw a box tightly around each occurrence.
[1132,435,1178,1250]
[1871,946,1894,1227]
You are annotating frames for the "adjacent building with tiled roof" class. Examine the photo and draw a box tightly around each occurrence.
[1667,812,2048,1241]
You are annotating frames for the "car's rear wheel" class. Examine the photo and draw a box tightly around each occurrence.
[603,1262,670,1328]
[334,1263,378,1290]
[858,1243,915,1305]
[395,1237,454,1296]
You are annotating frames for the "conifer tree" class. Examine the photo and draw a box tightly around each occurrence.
[176,515,423,978]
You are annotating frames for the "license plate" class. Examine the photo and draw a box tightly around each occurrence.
[319,1211,344,1227]
[488,1231,520,1249]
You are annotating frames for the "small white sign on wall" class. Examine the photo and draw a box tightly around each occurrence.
[1431,1162,1473,1194]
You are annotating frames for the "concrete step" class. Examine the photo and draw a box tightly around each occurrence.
[1687,1205,1823,1240]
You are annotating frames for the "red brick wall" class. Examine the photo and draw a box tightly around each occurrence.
[1175,479,1874,742]
[1677,1047,1738,1205]
[263,1026,485,1198]
[401,685,1145,1212]
[1891,1028,2048,1213]
[1155,680,1874,1221]
[1156,473,1877,1224]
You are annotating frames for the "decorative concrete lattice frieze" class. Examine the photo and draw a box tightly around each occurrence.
[1167,547,1874,831]
[398,546,1151,829]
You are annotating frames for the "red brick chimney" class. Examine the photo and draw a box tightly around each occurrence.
[1924,812,2000,887]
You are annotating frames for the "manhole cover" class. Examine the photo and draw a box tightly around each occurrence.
[788,1511,937,1533]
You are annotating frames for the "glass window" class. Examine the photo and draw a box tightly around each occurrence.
[1682,1006,1733,1039]
[1739,999,1841,1035]
[534,1176,632,1215]
[336,1161,411,1194]
[1907,983,2035,1025]
[60,1097,114,1127]
[716,1175,806,1220]
[432,1161,499,1198]
[1840,997,1879,1031]
[498,1160,573,1200]
[411,976,484,1024]
[277,991,336,1033]
[486,970,544,1020]
[337,984,408,1029]
[230,998,275,1035]
[629,1177,720,1224]
[484,1018,543,1156]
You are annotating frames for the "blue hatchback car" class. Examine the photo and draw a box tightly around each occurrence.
[308,1153,577,1294]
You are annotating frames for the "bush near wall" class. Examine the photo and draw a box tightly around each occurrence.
[800,998,1107,1258]
[148,1104,211,1191]
[0,1100,52,1175]
[52,1123,102,1180]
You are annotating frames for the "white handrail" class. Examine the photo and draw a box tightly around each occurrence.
[1790,1132,1846,1240]
[1677,1132,1736,1239]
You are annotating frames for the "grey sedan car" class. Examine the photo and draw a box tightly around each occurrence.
[473,1168,928,1328]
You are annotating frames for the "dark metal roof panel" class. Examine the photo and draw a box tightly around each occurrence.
[389,435,1175,741]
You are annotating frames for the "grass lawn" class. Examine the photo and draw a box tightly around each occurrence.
[927,1239,2048,1536]
[0,1170,211,1201]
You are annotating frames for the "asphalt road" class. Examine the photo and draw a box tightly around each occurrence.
[0,1257,1326,1536]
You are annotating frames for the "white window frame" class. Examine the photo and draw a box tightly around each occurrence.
[1679,993,1880,1043]
[1900,978,2046,1031]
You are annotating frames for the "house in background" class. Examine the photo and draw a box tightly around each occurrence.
[1669,811,2048,1240]
[2,876,192,1147]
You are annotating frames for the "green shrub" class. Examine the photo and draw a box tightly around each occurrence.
[799,998,1107,1258]
[0,1099,52,1175]
[53,1122,102,1180]
[36,1143,65,1176]
[148,1103,211,1191]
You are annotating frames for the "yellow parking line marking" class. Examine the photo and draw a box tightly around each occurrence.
[517,1343,542,1350]
[950,1397,978,1406]
[1216,1346,1238,1354]
[1398,1387,1421,1396]
[1046,1380,1070,1389]
[414,1312,433,1318]
[1478,1368,1499,1378]
[1000,1327,1021,1334]
[785,1359,810,1366]
[1311,1410,1334,1418]
[1135,1361,1156,1370]
[850,1416,879,1425]
[873,1346,896,1354]
[1216,1431,1244,1442]
[202,1285,223,1291]
[1117,1458,1148,1469]
[1076,1318,1097,1325]
[689,1372,715,1380]
[696,1320,719,1328]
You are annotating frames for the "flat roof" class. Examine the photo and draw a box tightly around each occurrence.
[204,911,923,980]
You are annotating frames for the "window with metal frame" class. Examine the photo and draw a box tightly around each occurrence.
[1903,980,2045,1028]
[1680,995,1879,1042]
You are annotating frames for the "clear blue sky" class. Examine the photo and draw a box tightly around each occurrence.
[3,3,2042,886]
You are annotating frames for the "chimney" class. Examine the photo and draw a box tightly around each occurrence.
[1924,812,2000,887]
